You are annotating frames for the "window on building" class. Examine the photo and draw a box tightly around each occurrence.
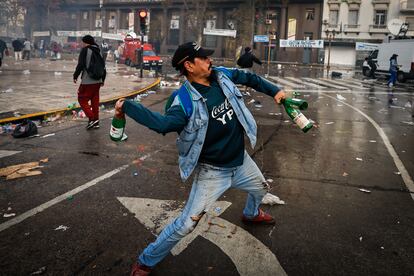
[374,10,387,26]
[83,11,88,20]
[168,14,180,45]
[288,18,297,40]
[304,32,313,40]
[348,10,359,26]
[406,17,414,31]
[71,13,76,20]
[306,9,315,20]
[329,10,338,26]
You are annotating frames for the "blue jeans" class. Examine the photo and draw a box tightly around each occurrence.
[138,151,268,267]
[388,70,397,86]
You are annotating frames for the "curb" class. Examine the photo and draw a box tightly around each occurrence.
[0,78,161,125]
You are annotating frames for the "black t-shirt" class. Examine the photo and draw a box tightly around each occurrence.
[192,78,245,168]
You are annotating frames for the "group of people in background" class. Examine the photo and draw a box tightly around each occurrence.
[8,38,62,61]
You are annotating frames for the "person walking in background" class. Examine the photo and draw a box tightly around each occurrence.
[22,38,31,60]
[387,54,399,88]
[39,39,45,58]
[116,41,286,276]
[237,46,262,71]
[73,35,106,130]
[12,38,23,61]
[0,39,8,67]
[101,40,109,62]
[367,57,377,79]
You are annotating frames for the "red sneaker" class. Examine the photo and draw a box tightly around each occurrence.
[130,262,152,276]
[242,208,275,225]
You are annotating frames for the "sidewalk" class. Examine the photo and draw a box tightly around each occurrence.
[0,57,159,123]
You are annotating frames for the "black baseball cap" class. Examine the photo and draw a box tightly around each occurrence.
[172,42,214,70]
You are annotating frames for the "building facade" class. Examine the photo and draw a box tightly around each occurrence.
[23,0,324,63]
[321,0,414,66]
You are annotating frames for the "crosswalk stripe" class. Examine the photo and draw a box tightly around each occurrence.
[268,76,305,88]
[285,77,325,89]
[319,78,368,90]
[0,150,21,159]
[302,77,349,90]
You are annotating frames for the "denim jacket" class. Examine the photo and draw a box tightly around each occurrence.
[122,67,280,182]
[177,67,276,181]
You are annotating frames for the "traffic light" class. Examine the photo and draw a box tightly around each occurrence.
[139,10,147,34]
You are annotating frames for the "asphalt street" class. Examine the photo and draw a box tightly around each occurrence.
[0,58,414,276]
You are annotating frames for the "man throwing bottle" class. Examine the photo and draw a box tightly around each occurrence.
[114,41,286,275]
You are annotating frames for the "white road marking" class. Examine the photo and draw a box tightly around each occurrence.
[0,150,21,159]
[323,93,414,200]
[0,148,164,232]
[319,78,368,90]
[303,77,350,90]
[118,197,287,276]
[0,164,129,232]
[285,77,324,88]
[268,76,305,88]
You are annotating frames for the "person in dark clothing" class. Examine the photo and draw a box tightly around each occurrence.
[116,41,286,276]
[12,39,23,61]
[367,58,377,79]
[73,35,106,129]
[0,39,8,67]
[101,40,109,62]
[237,46,262,70]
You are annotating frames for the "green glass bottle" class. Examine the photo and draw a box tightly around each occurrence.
[282,100,313,133]
[284,97,308,110]
[110,115,128,141]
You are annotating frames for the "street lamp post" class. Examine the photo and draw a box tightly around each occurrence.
[325,28,336,78]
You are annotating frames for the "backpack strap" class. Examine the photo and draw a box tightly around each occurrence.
[164,84,193,119]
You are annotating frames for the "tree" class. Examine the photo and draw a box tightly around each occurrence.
[183,0,209,44]
[0,0,25,37]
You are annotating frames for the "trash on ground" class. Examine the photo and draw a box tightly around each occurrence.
[268,112,282,116]
[3,213,16,218]
[325,122,335,125]
[284,120,290,123]
[359,236,363,242]
[401,121,414,126]
[54,225,69,231]
[394,171,401,175]
[22,70,30,74]
[41,133,55,138]
[369,140,376,143]
[261,193,285,205]
[247,99,255,104]
[30,266,46,275]
[255,104,263,108]
[46,114,61,122]
[148,90,156,94]
[67,102,77,109]
[1,88,13,93]
[266,178,274,183]
[214,207,222,213]
[343,172,348,177]
[133,172,138,176]
[54,72,62,76]
[0,158,48,180]
[78,110,86,118]
[358,188,371,193]
[356,157,363,161]
[404,101,412,108]
[336,94,346,101]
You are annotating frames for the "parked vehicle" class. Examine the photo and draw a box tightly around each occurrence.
[366,39,414,82]
[120,37,162,71]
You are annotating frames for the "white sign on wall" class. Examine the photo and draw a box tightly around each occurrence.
[203,28,237,38]
[355,42,379,51]
[33,31,50,37]
[279,39,324,48]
